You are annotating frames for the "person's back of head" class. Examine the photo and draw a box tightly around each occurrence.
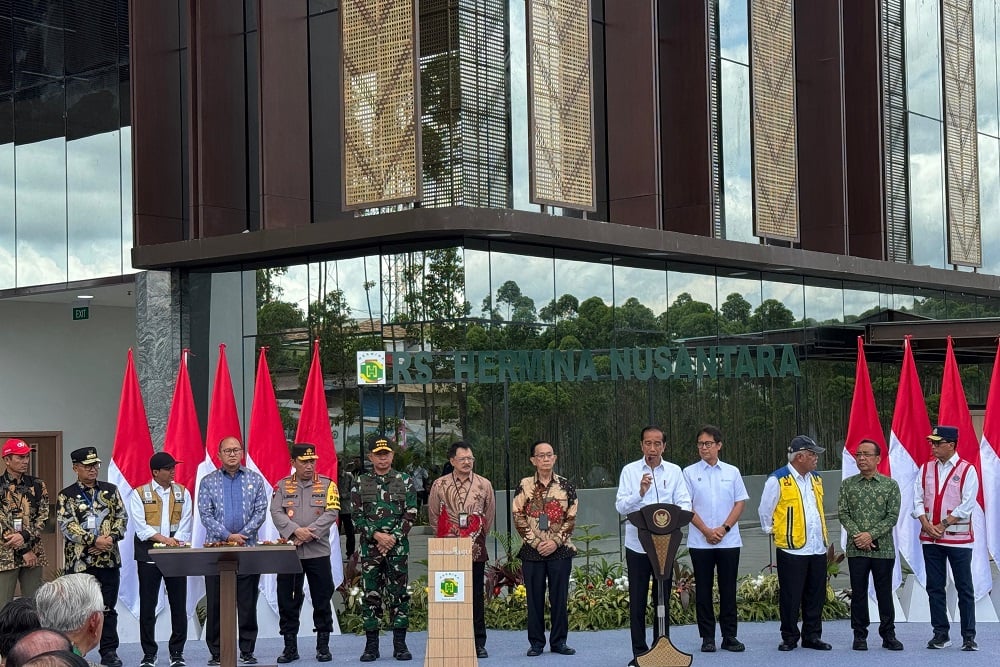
[34,575,104,635]
[0,598,41,659]
[21,650,88,667]
[6,630,72,667]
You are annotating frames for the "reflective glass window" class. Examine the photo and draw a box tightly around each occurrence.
[908,114,947,268]
[666,263,718,340]
[716,269,762,335]
[761,273,804,333]
[15,82,66,286]
[488,245,554,327]
[842,282,886,322]
[804,279,845,325]
[720,61,753,242]
[508,0,537,213]
[0,94,12,289]
[718,0,749,65]
[905,0,943,119]
[121,124,135,273]
[974,0,999,136]
[464,245,492,321]
[979,134,1000,276]
[67,69,123,281]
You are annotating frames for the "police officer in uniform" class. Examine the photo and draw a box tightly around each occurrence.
[351,436,417,662]
[126,452,193,667]
[269,444,340,664]
[56,446,128,667]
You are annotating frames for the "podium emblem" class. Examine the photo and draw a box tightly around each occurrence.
[653,509,671,528]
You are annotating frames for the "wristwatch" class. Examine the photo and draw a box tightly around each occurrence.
[723,523,732,532]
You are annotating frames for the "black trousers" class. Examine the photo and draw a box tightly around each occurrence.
[847,555,895,640]
[522,556,572,650]
[340,514,355,557]
[86,567,120,659]
[776,550,826,643]
[137,561,187,658]
[473,560,486,649]
[626,548,668,656]
[205,573,260,657]
[689,547,740,640]
[277,556,335,636]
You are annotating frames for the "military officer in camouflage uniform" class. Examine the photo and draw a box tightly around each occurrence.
[351,436,417,662]
[56,446,128,667]
[270,443,340,664]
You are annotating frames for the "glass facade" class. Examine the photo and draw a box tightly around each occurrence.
[190,244,1000,497]
[975,0,1000,275]
[0,1,133,290]
[716,0,753,242]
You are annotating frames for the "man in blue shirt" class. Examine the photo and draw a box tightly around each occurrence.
[198,436,269,665]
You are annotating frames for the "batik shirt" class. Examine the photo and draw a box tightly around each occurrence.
[838,472,900,559]
[57,480,127,571]
[0,471,49,571]
[512,473,577,561]
[197,466,269,545]
[427,473,496,562]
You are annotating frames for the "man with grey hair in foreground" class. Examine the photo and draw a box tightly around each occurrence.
[34,574,105,660]
[6,629,72,667]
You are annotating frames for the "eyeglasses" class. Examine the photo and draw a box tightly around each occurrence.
[696,441,718,448]
[855,451,878,458]
[454,456,475,463]
[532,453,555,459]
[221,448,243,455]
[929,441,953,447]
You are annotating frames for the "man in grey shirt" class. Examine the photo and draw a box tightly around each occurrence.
[269,444,341,664]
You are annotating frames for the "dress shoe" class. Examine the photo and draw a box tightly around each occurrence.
[526,647,543,657]
[476,646,488,659]
[882,637,904,651]
[721,638,745,652]
[551,645,575,655]
[801,639,832,650]
[778,641,796,651]
[701,639,716,653]
[853,639,868,651]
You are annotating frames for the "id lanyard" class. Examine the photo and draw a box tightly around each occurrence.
[79,485,99,533]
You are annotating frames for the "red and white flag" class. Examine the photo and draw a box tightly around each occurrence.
[205,344,242,466]
[294,341,344,589]
[938,337,991,599]
[296,341,339,482]
[841,337,896,589]
[163,350,208,615]
[108,349,156,617]
[245,348,291,612]
[980,341,1000,565]
[888,337,931,587]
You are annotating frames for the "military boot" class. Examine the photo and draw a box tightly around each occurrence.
[316,632,332,662]
[360,631,380,662]
[392,628,412,661]
[276,635,298,664]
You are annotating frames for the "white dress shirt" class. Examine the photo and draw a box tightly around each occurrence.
[616,457,692,553]
[758,464,826,556]
[911,453,980,550]
[683,459,749,549]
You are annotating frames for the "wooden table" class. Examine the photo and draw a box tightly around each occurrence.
[150,545,302,667]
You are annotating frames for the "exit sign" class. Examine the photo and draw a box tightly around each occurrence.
[72,306,89,321]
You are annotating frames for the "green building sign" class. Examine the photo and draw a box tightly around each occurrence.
[384,345,800,385]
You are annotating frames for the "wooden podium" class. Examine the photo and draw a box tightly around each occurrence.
[424,537,476,666]
[150,546,302,667]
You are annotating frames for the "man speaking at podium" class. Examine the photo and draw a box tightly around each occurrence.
[615,426,691,666]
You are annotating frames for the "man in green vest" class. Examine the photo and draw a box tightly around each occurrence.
[758,435,830,652]
[126,451,192,667]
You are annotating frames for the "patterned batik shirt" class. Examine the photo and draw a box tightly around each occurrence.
[427,472,496,562]
[0,471,49,571]
[512,473,578,561]
[197,466,269,545]
[57,480,128,571]
[838,472,900,559]
[350,470,417,560]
